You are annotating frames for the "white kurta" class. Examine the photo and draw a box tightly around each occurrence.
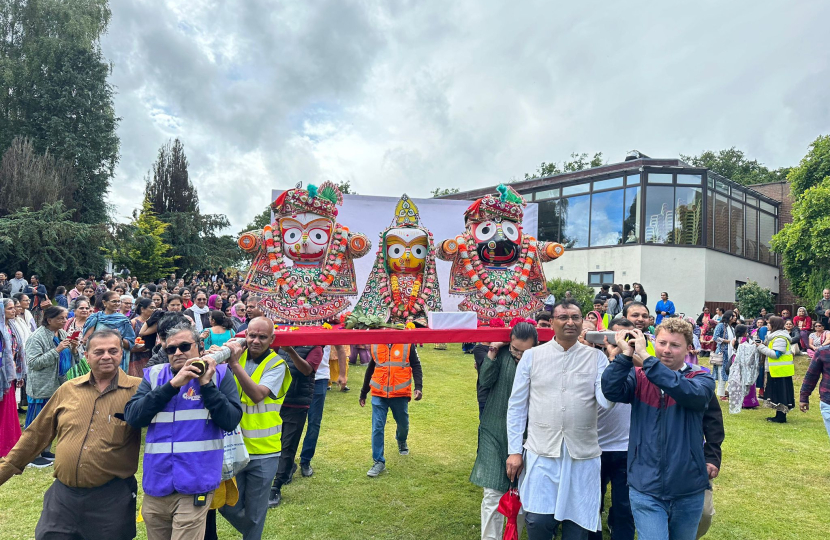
[506,346,611,531]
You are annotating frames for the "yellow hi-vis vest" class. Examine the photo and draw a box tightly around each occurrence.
[768,337,795,378]
[603,313,611,330]
[236,350,292,455]
[645,339,656,357]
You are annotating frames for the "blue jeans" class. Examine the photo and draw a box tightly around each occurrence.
[299,379,329,466]
[589,451,634,540]
[219,456,280,540]
[628,488,705,540]
[525,513,588,540]
[821,402,830,443]
[371,395,409,463]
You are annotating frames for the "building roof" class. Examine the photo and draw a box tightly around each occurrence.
[438,156,780,208]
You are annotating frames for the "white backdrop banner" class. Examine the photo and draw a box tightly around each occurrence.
[270,190,539,311]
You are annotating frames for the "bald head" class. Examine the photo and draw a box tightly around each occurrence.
[246,317,274,357]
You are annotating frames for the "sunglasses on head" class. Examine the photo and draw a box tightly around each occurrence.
[164,341,196,355]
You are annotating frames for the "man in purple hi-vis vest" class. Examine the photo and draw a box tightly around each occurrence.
[125,323,242,540]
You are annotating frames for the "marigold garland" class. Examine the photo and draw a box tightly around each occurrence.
[456,234,536,308]
[263,223,350,299]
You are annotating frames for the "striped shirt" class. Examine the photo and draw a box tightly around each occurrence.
[0,369,142,488]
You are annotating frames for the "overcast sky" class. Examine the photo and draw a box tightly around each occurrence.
[101,0,830,232]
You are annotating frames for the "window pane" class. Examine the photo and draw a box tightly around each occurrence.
[745,207,758,260]
[707,174,715,188]
[674,187,703,245]
[626,173,640,185]
[562,183,589,196]
[759,213,776,264]
[590,189,624,247]
[537,199,561,243]
[677,174,702,185]
[733,190,745,201]
[746,195,758,206]
[714,194,730,251]
[730,199,744,256]
[716,179,729,193]
[648,173,673,184]
[535,188,559,200]
[623,186,641,244]
[602,272,614,283]
[760,201,775,213]
[644,185,674,244]
[593,177,624,191]
[560,194,590,248]
[706,188,715,247]
[588,272,602,286]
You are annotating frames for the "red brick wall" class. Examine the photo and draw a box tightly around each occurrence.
[747,182,798,305]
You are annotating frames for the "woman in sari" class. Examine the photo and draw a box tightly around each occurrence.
[0,299,24,457]
[82,291,135,372]
[129,298,156,377]
[727,324,759,413]
[807,321,830,359]
[64,297,91,358]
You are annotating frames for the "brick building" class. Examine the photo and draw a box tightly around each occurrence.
[748,181,799,307]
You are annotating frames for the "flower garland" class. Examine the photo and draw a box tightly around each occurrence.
[263,223,350,299]
[457,233,536,307]
[390,274,423,315]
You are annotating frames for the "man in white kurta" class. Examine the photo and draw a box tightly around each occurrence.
[506,300,612,540]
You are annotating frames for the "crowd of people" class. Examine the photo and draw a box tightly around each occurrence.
[0,269,829,540]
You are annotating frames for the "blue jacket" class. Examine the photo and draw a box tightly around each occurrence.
[602,354,715,500]
[654,300,675,324]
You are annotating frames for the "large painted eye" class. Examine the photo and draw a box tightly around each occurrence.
[308,228,330,245]
[501,222,520,242]
[387,244,405,259]
[473,221,498,242]
[411,245,427,259]
[283,228,302,244]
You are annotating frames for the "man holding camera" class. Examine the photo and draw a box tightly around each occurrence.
[601,320,715,540]
[125,324,243,540]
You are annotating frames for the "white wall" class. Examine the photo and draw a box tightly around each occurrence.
[542,244,779,318]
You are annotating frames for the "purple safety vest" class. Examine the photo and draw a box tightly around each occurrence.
[141,363,227,497]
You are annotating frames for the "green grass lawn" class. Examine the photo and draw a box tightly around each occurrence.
[2,345,829,539]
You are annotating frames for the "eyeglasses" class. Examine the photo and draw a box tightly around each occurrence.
[553,315,583,322]
[164,342,196,355]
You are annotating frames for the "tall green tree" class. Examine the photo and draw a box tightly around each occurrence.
[109,198,177,283]
[0,202,106,286]
[523,152,604,181]
[546,278,596,315]
[680,148,789,186]
[771,177,830,302]
[145,138,198,214]
[787,135,830,197]
[0,0,118,224]
[430,187,460,197]
[143,138,239,276]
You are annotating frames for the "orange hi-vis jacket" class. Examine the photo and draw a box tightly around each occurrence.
[369,344,413,398]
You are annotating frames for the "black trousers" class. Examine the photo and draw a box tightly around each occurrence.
[35,476,137,540]
[271,406,309,492]
[525,513,589,540]
[589,451,635,540]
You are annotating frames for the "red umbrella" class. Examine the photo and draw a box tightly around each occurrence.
[497,482,522,540]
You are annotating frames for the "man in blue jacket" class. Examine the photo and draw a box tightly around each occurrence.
[601,318,715,540]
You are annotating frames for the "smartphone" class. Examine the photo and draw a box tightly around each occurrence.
[585,331,619,345]
[69,330,81,340]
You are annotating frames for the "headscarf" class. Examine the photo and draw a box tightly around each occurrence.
[231,303,246,323]
[208,294,219,310]
[0,299,19,392]
[587,310,605,331]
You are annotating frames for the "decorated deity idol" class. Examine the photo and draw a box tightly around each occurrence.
[438,184,565,322]
[356,195,441,326]
[238,181,371,324]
